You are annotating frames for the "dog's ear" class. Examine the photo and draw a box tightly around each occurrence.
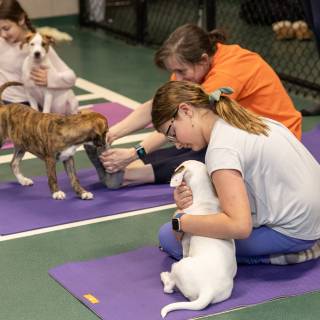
[20,32,34,49]
[44,35,55,46]
[170,165,186,187]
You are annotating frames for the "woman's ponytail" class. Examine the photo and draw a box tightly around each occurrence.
[214,97,269,136]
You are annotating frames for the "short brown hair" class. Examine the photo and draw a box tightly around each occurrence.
[154,24,226,69]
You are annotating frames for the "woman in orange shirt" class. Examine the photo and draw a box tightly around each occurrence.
[96,24,302,188]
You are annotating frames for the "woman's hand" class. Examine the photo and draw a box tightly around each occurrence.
[106,128,118,145]
[100,147,137,173]
[174,182,193,210]
[30,65,48,86]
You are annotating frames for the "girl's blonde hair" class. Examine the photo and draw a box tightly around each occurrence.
[152,81,269,136]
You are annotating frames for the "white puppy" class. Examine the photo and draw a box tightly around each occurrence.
[21,33,78,115]
[160,160,237,318]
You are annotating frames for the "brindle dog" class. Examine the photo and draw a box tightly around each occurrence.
[0,82,108,200]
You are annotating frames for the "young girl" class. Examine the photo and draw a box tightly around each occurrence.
[0,0,76,104]
[151,80,320,265]
[99,24,302,188]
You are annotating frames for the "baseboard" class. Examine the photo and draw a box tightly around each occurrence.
[32,15,79,27]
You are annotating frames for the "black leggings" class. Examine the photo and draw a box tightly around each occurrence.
[142,146,207,184]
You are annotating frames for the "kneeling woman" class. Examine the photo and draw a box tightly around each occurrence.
[151,81,320,264]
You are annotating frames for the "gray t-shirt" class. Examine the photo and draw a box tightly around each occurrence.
[205,118,320,240]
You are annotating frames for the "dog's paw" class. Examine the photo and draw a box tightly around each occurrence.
[160,272,174,293]
[52,191,66,200]
[80,191,94,200]
[163,286,174,294]
[19,177,34,186]
[160,271,170,282]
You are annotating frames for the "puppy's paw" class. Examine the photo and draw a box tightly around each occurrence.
[80,191,94,200]
[19,177,34,186]
[160,272,174,293]
[163,286,174,294]
[52,191,66,200]
[160,271,170,282]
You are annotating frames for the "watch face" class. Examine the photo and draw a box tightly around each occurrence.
[135,145,146,159]
[172,218,180,231]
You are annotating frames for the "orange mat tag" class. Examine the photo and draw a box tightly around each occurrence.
[83,293,100,304]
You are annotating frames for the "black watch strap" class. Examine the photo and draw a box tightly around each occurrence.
[134,144,146,159]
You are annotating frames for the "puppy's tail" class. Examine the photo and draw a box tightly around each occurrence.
[0,81,23,103]
[161,291,213,318]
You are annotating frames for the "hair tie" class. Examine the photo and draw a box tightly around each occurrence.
[209,87,234,104]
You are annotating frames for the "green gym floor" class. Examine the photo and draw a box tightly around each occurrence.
[0,17,320,320]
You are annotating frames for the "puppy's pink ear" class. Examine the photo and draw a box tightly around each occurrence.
[20,32,34,49]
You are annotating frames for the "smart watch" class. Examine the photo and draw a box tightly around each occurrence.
[134,143,146,159]
[172,213,185,232]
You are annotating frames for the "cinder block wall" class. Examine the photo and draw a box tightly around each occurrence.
[20,0,79,18]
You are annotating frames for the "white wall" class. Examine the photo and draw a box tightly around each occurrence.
[20,0,79,18]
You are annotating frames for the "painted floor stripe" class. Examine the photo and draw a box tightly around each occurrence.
[0,204,176,241]
[76,93,102,101]
[79,104,93,109]
[76,78,141,109]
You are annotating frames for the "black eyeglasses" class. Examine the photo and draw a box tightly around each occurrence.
[164,108,179,143]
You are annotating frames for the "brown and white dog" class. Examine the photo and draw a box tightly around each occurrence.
[0,82,108,200]
[20,32,78,115]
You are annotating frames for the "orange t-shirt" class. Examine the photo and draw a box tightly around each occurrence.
[173,43,302,140]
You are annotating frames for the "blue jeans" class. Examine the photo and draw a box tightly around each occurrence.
[159,222,316,264]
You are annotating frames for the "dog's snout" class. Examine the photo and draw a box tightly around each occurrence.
[93,134,105,148]
[34,51,41,59]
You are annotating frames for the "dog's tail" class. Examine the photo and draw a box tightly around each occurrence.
[0,81,23,103]
[161,290,213,318]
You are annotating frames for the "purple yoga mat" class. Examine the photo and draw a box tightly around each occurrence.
[49,246,320,320]
[302,124,320,163]
[0,169,173,235]
[91,102,132,126]
[92,102,152,128]
[1,140,13,150]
